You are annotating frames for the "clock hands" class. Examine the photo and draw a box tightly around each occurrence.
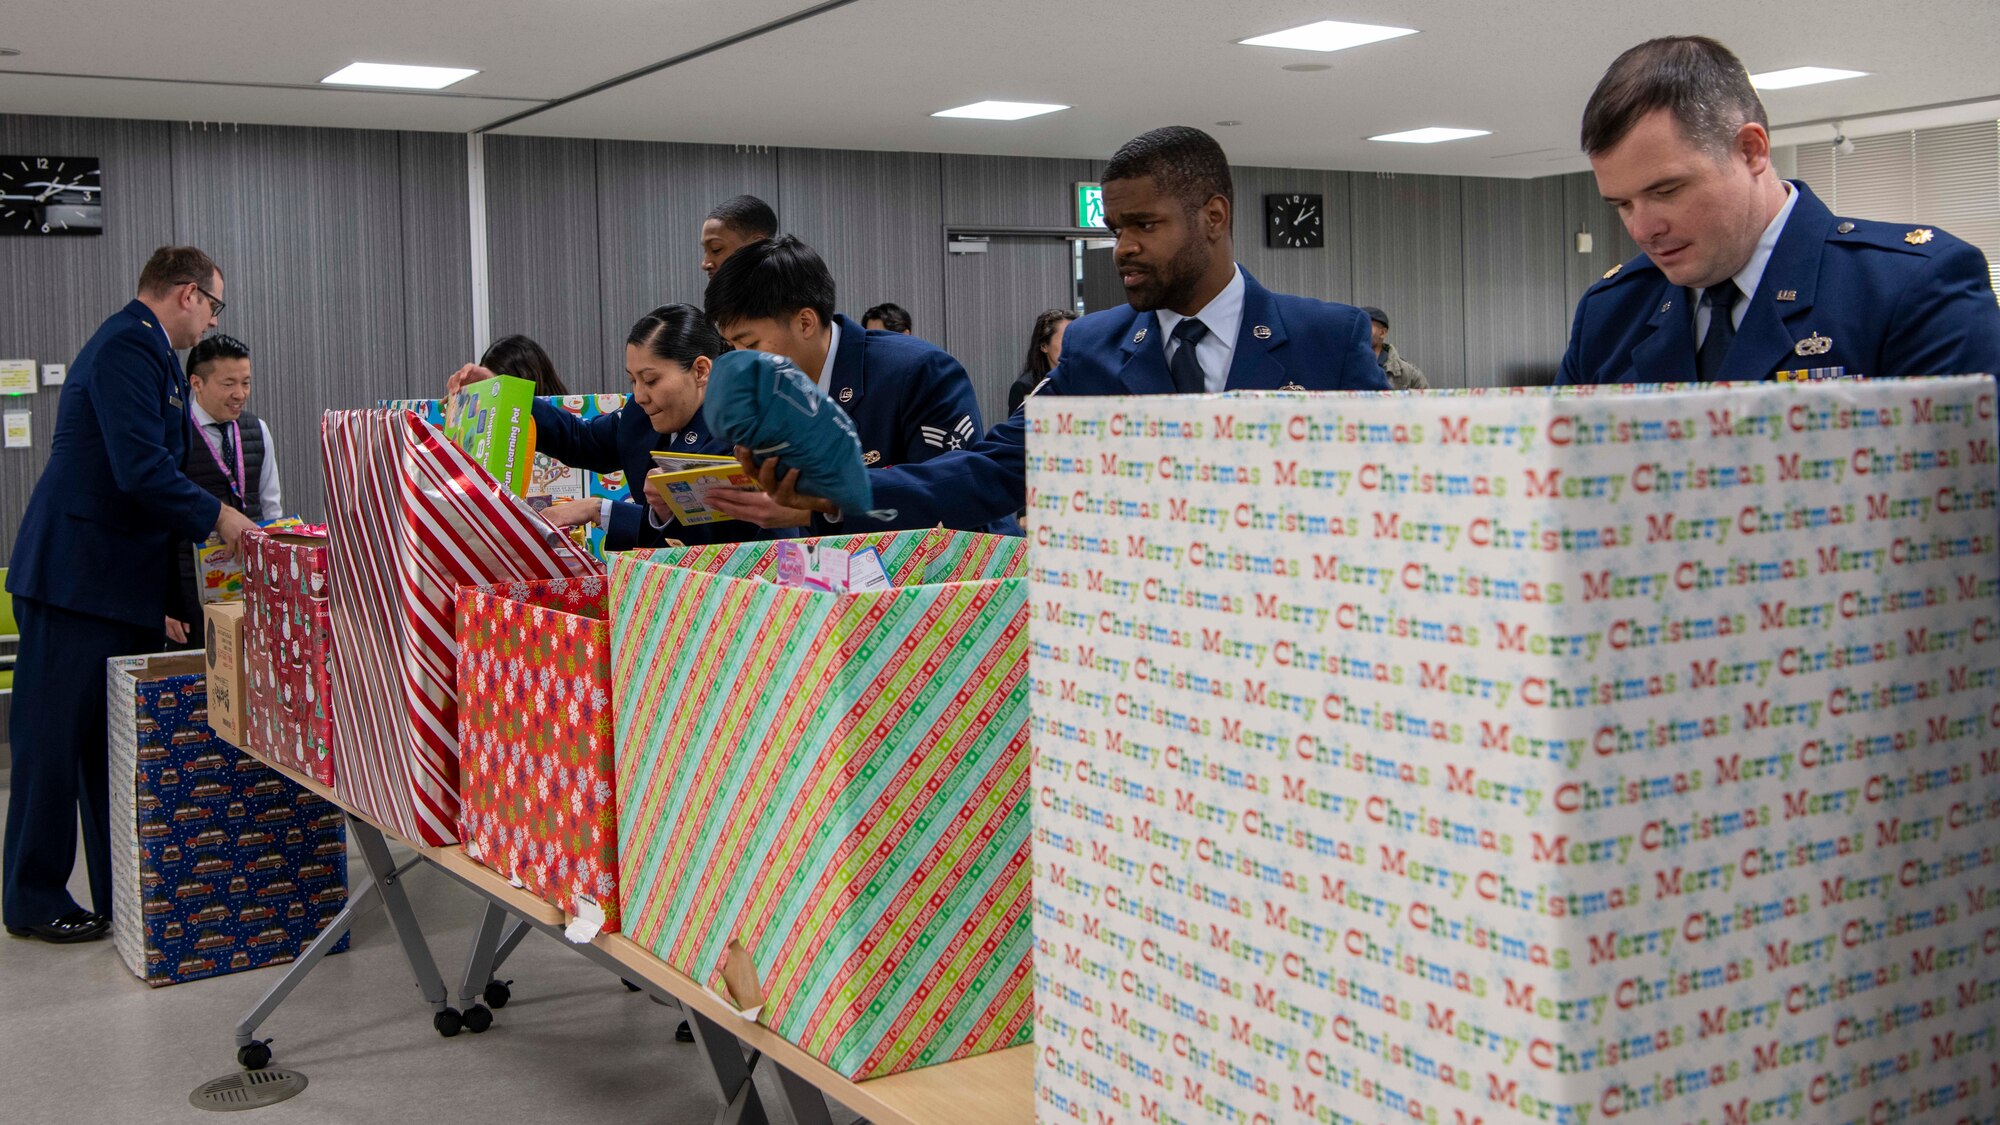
[1293,207,1317,226]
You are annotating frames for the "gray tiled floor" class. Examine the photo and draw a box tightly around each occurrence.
[0,770,850,1124]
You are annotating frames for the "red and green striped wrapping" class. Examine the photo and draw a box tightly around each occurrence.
[611,529,1033,1079]
[456,577,620,932]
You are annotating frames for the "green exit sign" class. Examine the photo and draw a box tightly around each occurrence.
[1075,182,1105,228]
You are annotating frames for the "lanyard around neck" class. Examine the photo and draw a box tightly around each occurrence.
[196,417,246,502]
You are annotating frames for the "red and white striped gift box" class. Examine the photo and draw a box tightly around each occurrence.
[321,409,602,845]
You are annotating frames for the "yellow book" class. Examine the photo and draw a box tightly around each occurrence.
[646,452,760,526]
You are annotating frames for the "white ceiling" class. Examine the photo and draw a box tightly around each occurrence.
[1,0,1995,178]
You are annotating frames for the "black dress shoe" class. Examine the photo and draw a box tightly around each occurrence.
[6,909,109,944]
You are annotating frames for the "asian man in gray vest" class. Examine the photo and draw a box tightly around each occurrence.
[173,333,282,642]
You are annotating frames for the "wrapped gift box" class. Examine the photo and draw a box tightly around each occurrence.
[613,529,1034,1079]
[1025,378,2000,1123]
[108,653,348,987]
[456,576,619,931]
[385,394,630,562]
[323,409,600,846]
[242,528,335,785]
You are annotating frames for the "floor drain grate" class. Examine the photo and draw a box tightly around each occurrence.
[188,1068,308,1111]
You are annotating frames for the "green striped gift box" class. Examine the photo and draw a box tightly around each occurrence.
[612,529,1033,1078]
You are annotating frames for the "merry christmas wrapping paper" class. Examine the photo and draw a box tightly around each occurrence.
[456,576,620,931]
[322,409,601,847]
[612,529,1036,1078]
[242,528,335,786]
[1026,379,1999,1124]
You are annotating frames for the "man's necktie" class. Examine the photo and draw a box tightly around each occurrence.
[1695,281,1742,381]
[1168,317,1210,394]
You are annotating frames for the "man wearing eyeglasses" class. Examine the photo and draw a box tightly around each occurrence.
[5,245,258,946]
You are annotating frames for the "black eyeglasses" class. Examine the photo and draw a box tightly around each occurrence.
[193,283,226,318]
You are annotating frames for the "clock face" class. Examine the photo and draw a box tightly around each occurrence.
[0,156,103,236]
[1265,192,1324,249]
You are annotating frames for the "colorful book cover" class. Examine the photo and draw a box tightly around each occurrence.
[645,452,760,526]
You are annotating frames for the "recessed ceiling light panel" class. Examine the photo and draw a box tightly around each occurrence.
[1748,66,1868,90]
[1369,127,1491,144]
[322,62,478,90]
[931,100,1069,121]
[1238,20,1416,53]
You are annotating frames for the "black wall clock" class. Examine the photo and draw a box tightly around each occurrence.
[1264,192,1323,249]
[0,156,103,236]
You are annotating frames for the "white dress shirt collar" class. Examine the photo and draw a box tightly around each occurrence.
[815,318,841,395]
[1698,181,1799,332]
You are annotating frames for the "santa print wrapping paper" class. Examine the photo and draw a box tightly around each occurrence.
[456,576,619,931]
[242,528,335,786]
[612,529,1036,1079]
[1026,379,2000,1125]
[322,409,601,847]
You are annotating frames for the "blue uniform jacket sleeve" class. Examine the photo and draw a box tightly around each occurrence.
[531,398,625,475]
[90,330,222,541]
[899,350,984,465]
[1557,293,1591,386]
[604,498,649,552]
[1882,240,2000,378]
[839,398,1031,535]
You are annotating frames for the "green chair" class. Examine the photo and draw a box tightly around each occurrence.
[0,568,16,696]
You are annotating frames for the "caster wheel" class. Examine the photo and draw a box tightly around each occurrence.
[484,979,512,1009]
[463,1004,494,1034]
[435,1007,464,1037]
[238,1041,273,1070]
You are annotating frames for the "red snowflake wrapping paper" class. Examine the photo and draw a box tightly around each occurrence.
[456,577,619,930]
[321,409,600,846]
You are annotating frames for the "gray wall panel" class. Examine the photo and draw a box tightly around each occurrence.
[1562,170,1643,312]
[400,131,474,386]
[1230,165,1355,304]
[776,148,945,346]
[0,116,175,562]
[1349,172,1466,387]
[594,140,777,384]
[1461,176,1569,387]
[483,135,603,387]
[170,123,411,524]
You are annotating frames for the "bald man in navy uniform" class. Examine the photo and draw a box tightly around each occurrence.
[1560,36,2000,386]
[741,126,1387,531]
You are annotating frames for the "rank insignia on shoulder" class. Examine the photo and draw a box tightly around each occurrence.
[1794,332,1833,357]
[1904,228,1934,245]
[1601,263,1621,280]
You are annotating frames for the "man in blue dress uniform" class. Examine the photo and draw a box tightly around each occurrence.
[1560,36,2000,386]
[699,235,996,530]
[6,246,258,943]
[741,126,1388,531]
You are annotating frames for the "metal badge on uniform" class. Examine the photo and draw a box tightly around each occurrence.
[168,395,183,407]
[1253,325,1272,340]
[862,450,882,465]
[1836,222,1855,235]
[1794,332,1833,357]
[1905,228,1934,245]
[1659,299,1673,314]
[1776,290,1797,302]
[838,386,853,403]
[1602,263,1622,279]
[1776,366,1851,382]
[685,432,698,445]
[1133,328,1147,344]
[1278,382,1304,391]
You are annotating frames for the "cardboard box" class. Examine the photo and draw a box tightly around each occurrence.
[108,652,348,987]
[443,375,538,496]
[457,577,619,931]
[1024,378,2000,1122]
[613,529,1033,1079]
[242,529,334,786]
[323,409,600,846]
[202,601,248,749]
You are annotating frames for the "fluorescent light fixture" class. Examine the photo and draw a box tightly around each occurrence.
[1370,126,1490,144]
[322,62,478,90]
[1238,20,1416,53]
[1749,66,1867,90]
[932,100,1069,121]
